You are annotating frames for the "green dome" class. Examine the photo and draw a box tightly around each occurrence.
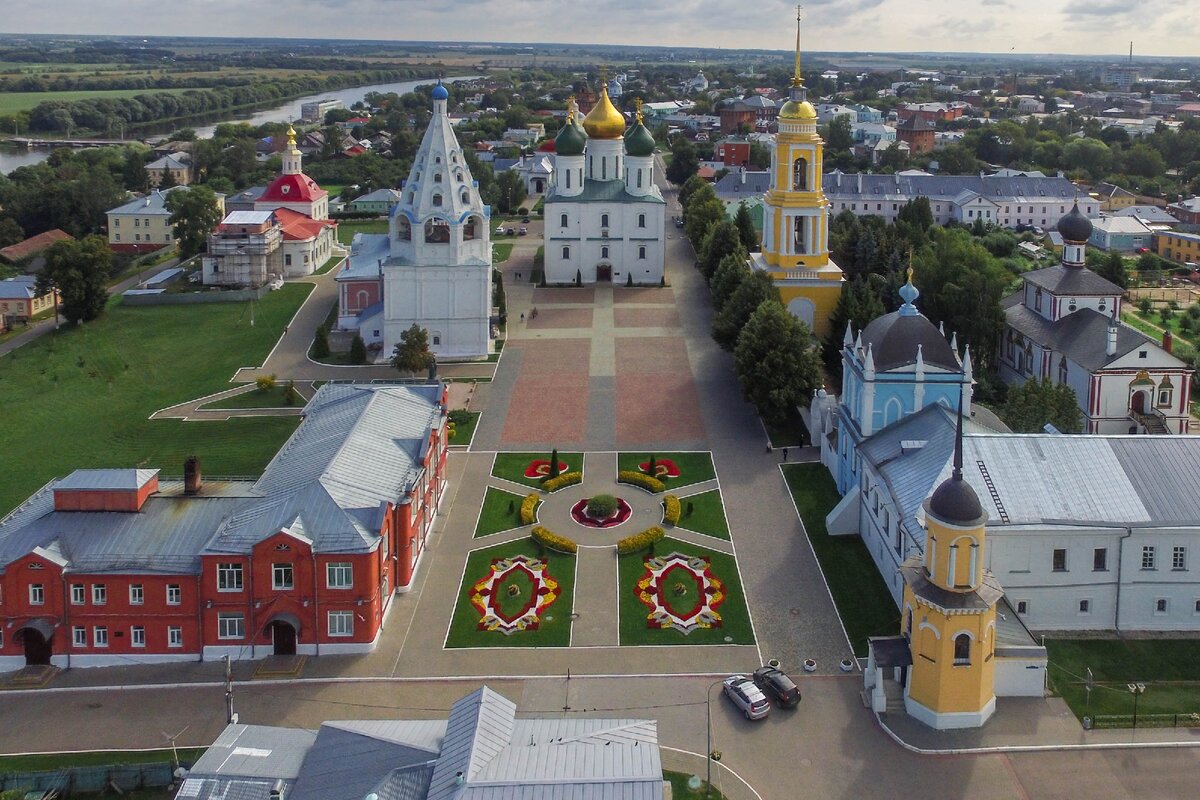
[623,121,656,157]
[555,119,587,156]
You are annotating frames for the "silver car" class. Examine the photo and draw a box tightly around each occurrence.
[722,675,770,720]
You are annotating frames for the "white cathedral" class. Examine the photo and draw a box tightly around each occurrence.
[543,92,666,286]
[336,81,492,359]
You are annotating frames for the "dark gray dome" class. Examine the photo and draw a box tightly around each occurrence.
[1057,203,1093,243]
[860,312,959,372]
[928,477,984,525]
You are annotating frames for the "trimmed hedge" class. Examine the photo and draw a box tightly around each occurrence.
[617,526,666,555]
[532,525,578,554]
[542,471,583,492]
[618,470,666,494]
[519,493,540,525]
[663,494,681,526]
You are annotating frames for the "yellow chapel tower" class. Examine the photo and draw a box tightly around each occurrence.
[749,6,843,338]
[899,404,1003,729]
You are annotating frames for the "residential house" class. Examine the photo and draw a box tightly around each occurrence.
[1155,230,1200,267]
[719,95,777,134]
[713,168,770,200]
[1092,181,1138,211]
[1166,197,1200,225]
[347,189,402,215]
[1112,205,1179,230]
[224,186,268,213]
[145,153,191,187]
[106,187,216,254]
[714,138,751,167]
[0,229,72,273]
[502,153,554,195]
[898,101,966,123]
[0,382,448,669]
[816,103,857,124]
[0,275,55,331]
[1089,216,1155,251]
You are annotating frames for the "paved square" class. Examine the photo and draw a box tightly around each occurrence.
[613,287,675,304]
[512,339,591,373]
[532,286,595,305]
[501,375,589,444]
[613,307,681,329]
[615,336,692,374]
[615,373,706,445]
[527,307,594,330]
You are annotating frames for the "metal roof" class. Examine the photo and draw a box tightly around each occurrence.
[1021,265,1122,296]
[1004,304,1156,372]
[108,187,188,216]
[54,468,159,491]
[714,171,771,199]
[545,179,665,205]
[289,723,440,800]
[223,210,276,226]
[823,171,1089,203]
[339,231,391,280]
[191,723,318,780]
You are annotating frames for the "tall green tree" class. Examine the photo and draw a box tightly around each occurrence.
[1001,378,1083,433]
[121,147,150,193]
[710,252,750,312]
[733,201,758,252]
[165,185,224,258]
[677,174,707,217]
[822,277,886,382]
[666,137,699,185]
[36,235,112,324]
[699,220,744,281]
[390,323,435,373]
[0,217,24,249]
[1091,250,1128,289]
[824,115,854,153]
[734,300,823,426]
[712,271,779,349]
[494,170,527,214]
[684,185,725,248]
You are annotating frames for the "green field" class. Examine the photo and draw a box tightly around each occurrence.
[490,451,585,489]
[1047,638,1200,723]
[449,409,481,446]
[202,383,305,410]
[0,747,207,772]
[492,242,514,263]
[674,489,731,540]
[0,286,311,516]
[0,88,188,114]
[617,537,754,646]
[616,451,716,490]
[781,463,898,656]
[336,220,389,245]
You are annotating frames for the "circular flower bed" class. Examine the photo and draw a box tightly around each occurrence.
[639,458,681,479]
[525,459,570,479]
[570,496,633,528]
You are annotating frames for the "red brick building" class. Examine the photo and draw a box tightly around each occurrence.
[714,138,751,168]
[898,102,966,123]
[896,115,937,155]
[0,383,447,669]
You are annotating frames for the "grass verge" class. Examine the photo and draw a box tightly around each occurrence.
[474,486,530,537]
[492,242,514,263]
[491,451,584,489]
[202,384,305,410]
[1047,638,1200,723]
[781,463,898,656]
[664,770,727,800]
[616,452,716,490]
[0,748,207,772]
[314,255,346,276]
[617,537,754,646]
[675,489,730,540]
[445,538,575,648]
[449,410,481,446]
[336,220,389,245]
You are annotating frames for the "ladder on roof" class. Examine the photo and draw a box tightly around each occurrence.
[975,460,1009,523]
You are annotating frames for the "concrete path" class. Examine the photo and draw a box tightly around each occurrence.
[150,381,318,421]
[570,546,619,647]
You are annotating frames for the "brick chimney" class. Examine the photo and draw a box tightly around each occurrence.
[184,455,202,495]
[1163,329,1173,354]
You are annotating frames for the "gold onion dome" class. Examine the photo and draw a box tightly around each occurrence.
[779,97,817,121]
[582,85,627,139]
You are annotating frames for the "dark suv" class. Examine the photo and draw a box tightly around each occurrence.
[753,666,800,708]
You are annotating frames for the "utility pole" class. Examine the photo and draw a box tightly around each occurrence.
[224,654,235,723]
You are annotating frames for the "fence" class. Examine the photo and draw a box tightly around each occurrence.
[1089,712,1200,730]
[122,285,268,306]
[0,762,175,796]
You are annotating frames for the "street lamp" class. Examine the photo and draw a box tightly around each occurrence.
[705,679,725,798]
[1128,683,1146,728]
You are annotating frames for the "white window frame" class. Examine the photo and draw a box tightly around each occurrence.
[131,626,146,647]
[29,584,44,605]
[73,626,87,647]
[1173,546,1187,571]
[326,562,353,589]
[217,613,245,640]
[272,563,295,591]
[71,583,86,605]
[92,584,107,605]
[93,626,109,647]
[1142,546,1157,571]
[328,610,354,637]
[217,563,244,592]
[167,584,181,605]
[168,626,183,648]
[1155,598,1169,615]
[129,584,144,605]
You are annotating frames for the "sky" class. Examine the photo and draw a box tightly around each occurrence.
[7,0,1200,59]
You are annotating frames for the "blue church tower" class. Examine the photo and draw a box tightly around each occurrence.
[832,271,972,495]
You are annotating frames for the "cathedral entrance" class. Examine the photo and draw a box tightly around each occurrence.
[596,264,612,282]
[1131,391,1146,414]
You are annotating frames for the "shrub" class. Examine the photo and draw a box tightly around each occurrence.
[547,447,561,480]
[255,374,277,392]
[447,422,458,440]
[349,334,367,365]
[617,526,666,555]
[520,493,540,525]
[586,494,618,518]
[618,470,665,493]
[283,380,298,406]
[312,326,331,358]
[532,525,577,554]
[448,408,473,426]
[542,471,583,492]
[663,495,681,525]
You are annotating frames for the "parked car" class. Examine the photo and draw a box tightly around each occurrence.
[722,675,770,720]
[522,216,531,223]
[505,227,516,235]
[752,666,801,708]
[675,217,684,228]
[518,226,528,236]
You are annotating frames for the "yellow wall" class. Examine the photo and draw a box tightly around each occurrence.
[904,591,997,715]
[1156,232,1200,266]
[925,516,986,591]
[777,282,843,339]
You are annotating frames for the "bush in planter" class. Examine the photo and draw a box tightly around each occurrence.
[618,470,665,493]
[256,374,277,392]
[312,326,331,358]
[349,334,367,365]
[663,494,681,525]
[547,447,561,480]
[542,471,583,492]
[586,494,618,519]
[532,525,577,554]
[617,525,665,555]
[519,493,540,525]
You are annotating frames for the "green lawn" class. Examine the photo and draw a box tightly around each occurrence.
[449,409,481,446]
[474,486,530,537]
[491,451,585,489]
[1047,638,1200,723]
[336,220,389,245]
[320,183,346,200]
[445,538,575,648]
[763,408,810,448]
[314,255,346,276]
[674,489,730,540]
[202,384,304,410]
[0,88,188,114]
[781,463,898,656]
[664,771,727,800]
[0,748,207,772]
[0,286,310,516]
[616,452,716,491]
[617,537,754,646]
[1123,310,1198,346]
[492,242,514,263]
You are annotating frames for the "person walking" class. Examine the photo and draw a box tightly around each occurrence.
[782,448,789,462]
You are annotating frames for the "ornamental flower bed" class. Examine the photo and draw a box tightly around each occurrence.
[570,496,633,528]
[635,552,726,634]
[531,525,578,553]
[662,495,681,526]
[617,525,666,555]
[469,554,560,635]
[618,470,665,493]
[519,493,540,525]
[542,471,583,493]
[639,458,681,479]
[524,459,570,479]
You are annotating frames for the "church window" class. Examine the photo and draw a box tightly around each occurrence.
[285,254,292,267]
[637,171,643,188]
[792,157,808,190]
[601,213,610,228]
[432,335,441,345]
[1016,600,1028,614]
[638,213,646,228]
[1052,548,1067,572]
[460,190,469,204]
[953,634,971,666]
[560,214,568,228]
[456,172,464,183]
[1079,599,1090,614]
[1058,357,1068,385]
[601,246,610,259]
[1034,287,1043,312]
[435,156,441,164]
[432,194,443,206]
[562,246,570,260]
[602,159,607,180]
[1158,381,1173,408]
[463,216,480,241]
[407,192,414,204]
[1094,548,1108,571]
[793,217,806,254]
[396,218,411,241]
[638,246,646,260]
[356,290,369,308]
[451,152,458,163]
[424,218,450,244]
[434,173,443,183]
[566,171,571,189]
[1099,298,1107,312]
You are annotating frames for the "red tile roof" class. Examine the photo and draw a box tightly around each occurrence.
[274,208,336,241]
[0,229,72,263]
[260,173,327,205]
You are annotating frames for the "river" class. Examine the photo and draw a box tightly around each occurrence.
[0,75,478,174]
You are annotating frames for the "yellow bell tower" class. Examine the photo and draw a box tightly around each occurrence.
[899,403,1002,729]
[749,5,843,339]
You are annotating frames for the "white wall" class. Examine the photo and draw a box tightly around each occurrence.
[544,201,665,285]
[382,263,490,358]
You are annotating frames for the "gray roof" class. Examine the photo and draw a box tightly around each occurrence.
[1005,304,1154,371]
[1022,265,1122,296]
[1113,205,1180,223]
[859,312,961,372]
[714,171,771,199]
[351,189,402,205]
[0,275,39,300]
[338,232,391,280]
[546,179,665,205]
[290,722,440,800]
[823,171,1089,203]
[147,153,190,171]
[191,724,318,780]
[108,187,189,216]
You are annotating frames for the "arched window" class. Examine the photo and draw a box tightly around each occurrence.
[424,218,450,244]
[793,217,806,254]
[601,213,610,228]
[434,173,443,183]
[395,217,411,241]
[407,192,414,204]
[464,215,480,241]
[434,156,442,164]
[601,246,610,259]
[638,246,646,259]
[451,152,458,163]
[415,172,421,182]
[792,157,808,191]
[905,608,913,638]
[456,171,464,183]
[565,171,571,189]
[953,633,971,666]
[1058,357,1068,385]
[638,213,646,228]
[460,190,469,204]
[560,213,568,228]
[637,170,643,188]
[561,245,570,260]
[432,193,443,206]
[356,290,369,309]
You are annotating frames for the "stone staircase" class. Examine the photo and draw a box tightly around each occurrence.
[882,679,906,715]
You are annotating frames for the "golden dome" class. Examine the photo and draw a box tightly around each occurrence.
[582,85,626,139]
[779,99,817,121]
